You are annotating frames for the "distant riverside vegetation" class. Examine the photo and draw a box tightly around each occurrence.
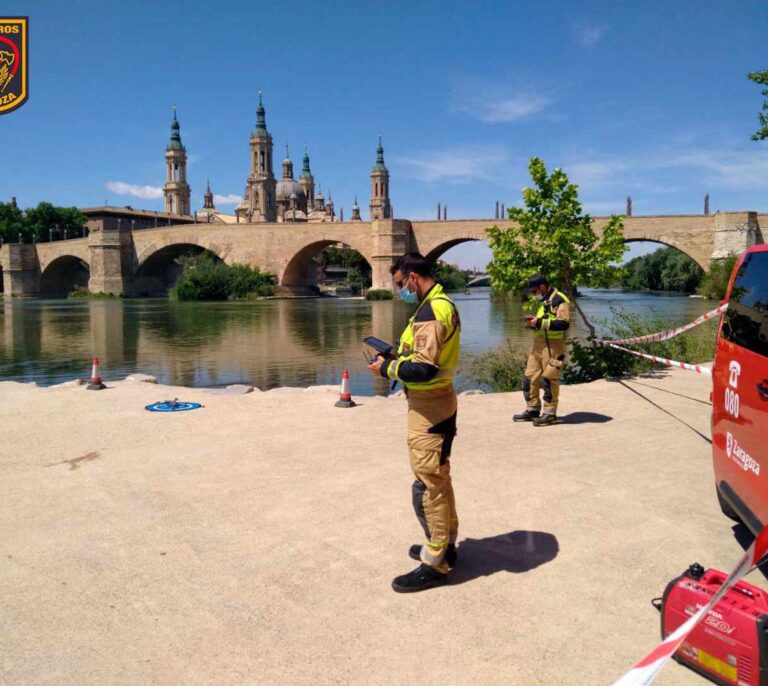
[621,247,736,300]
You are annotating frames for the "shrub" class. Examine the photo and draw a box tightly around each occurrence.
[464,340,527,392]
[562,308,717,384]
[697,254,738,300]
[69,286,118,299]
[365,289,393,301]
[169,252,276,301]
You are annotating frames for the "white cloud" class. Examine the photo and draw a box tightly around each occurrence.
[453,78,551,124]
[106,181,163,199]
[213,193,242,205]
[575,25,604,49]
[566,159,628,187]
[474,94,550,124]
[394,146,512,184]
[658,149,768,191]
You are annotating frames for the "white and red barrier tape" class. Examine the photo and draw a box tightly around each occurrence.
[604,343,713,376]
[610,524,768,686]
[596,303,728,346]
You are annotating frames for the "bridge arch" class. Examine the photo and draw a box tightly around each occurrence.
[280,239,375,294]
[40,255,90,296]
[423,237,486,264]
[133,242,224,296]
[622,238,707,271]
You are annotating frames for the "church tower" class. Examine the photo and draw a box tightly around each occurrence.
[369,134,391,220]
[247,93,277,222]
[351,195,362,222]
[299,145,315,210]
[203,179,214,211]
[163,106,191,215]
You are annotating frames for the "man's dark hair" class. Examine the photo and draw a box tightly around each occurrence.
[391,252,432,278]
[526,274,549,290]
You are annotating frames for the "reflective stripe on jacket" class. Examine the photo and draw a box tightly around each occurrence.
[533,288,571,340]
[381,283,461,391]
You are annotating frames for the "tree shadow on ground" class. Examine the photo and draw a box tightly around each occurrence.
[558,411,612,424]
[731,523,768,582]
[449,530,559,586]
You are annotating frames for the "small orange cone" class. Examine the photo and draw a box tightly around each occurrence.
[86,357,106,390]
[334,370,356,408]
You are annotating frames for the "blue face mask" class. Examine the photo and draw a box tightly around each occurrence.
[400,286,419,304]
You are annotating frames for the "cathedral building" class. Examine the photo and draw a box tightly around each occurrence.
[162,96,391,224]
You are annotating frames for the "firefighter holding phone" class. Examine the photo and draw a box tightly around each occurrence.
[514,274,570,426]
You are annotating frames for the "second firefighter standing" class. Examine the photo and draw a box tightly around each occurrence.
[513,274,570,427]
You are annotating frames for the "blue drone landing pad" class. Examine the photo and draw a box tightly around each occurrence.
[145,400,202,412]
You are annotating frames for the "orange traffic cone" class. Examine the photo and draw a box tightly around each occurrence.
[334,370,356,408]
[86,357,106,390]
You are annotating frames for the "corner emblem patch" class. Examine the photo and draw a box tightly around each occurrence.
[0,17,28,115]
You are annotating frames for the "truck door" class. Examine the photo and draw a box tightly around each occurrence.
[714,249,768,527]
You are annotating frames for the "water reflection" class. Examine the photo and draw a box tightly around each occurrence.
[0,289,717,395]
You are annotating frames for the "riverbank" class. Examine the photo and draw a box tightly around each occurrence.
[0,369,753,685]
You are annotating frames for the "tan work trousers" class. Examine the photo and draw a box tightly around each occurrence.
[406,384,459,575]
[523,336,565,415]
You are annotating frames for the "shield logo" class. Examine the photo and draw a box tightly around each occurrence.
[726,431,733,458]
[0,17,28,115]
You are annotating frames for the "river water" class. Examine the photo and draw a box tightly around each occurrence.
[0,289,718,395]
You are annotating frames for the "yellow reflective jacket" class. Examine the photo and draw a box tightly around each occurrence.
[532,288,571,340]
[381,283,461,392]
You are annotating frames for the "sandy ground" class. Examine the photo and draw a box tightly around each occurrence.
[0,370,758,685]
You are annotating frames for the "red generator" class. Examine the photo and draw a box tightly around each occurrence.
[661,563,768,685]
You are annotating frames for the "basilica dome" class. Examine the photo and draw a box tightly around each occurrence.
[276,178,305,202]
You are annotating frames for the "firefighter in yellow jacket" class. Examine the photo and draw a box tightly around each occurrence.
[368,253,461,593]
[513,274,570,427]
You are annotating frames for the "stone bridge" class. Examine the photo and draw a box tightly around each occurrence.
[1,211,764,297]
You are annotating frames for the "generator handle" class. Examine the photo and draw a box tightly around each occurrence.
[707,569,767,603]
[732,580,767,603]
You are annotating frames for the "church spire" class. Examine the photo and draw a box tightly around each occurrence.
[203,178,214,209]
[373,133,387,171]
[370,133,391,219]
[301,144,312,179]
[168,104,184,151]
[282,143,293,179]
[163,105,190,215]
[298,143,315,209]
[254,91,269,136]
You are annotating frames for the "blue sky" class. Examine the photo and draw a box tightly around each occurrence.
[1,0,767,268]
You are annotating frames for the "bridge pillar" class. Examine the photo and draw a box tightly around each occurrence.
[712,211,761,260]
[370,219,412,290]
[88,227,131,295]
[0,244,40,297]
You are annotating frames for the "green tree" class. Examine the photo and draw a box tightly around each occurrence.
[432,261,469,291]
[25,202,86,242]
[316,244,372,294]
[748,69,768,141]
[621,246,703,293]
[0,202,26,243]
[487,157,627,336]
[697,254,739,300]
[0,201,86,243]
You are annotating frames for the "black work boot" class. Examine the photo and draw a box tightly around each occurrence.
[513,408,540,422]
[408,543,457,567]
[533,413,557,427]
[392,564,448,593]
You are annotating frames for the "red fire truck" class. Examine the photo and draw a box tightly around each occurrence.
[713,244,768,531]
